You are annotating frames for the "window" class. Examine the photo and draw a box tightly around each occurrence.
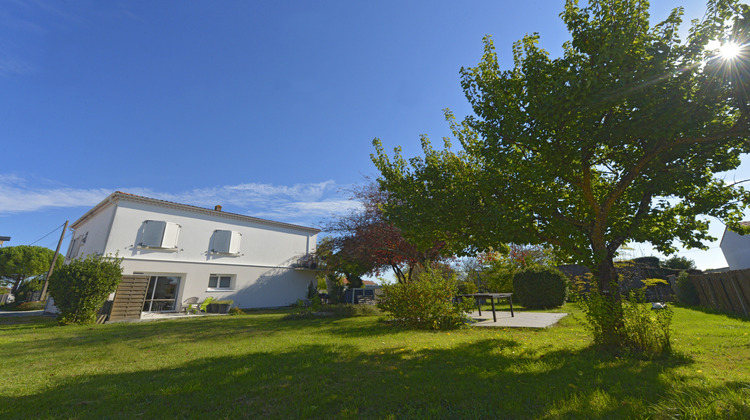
[139,221,180,249]
[208,274,233,290]
[211,230,241,254]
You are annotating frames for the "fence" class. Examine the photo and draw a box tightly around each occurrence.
[689,269,750,317]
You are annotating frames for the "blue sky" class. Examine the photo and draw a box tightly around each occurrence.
[0,0,738,269]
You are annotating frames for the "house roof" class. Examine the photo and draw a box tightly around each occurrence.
[70,191,321,234]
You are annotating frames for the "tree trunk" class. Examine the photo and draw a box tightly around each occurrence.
[591,255,626,350]
[10,276,23,296]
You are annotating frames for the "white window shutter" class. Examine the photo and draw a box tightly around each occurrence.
[229,231,242,254]
[212,230,231,253]
[141,221,166,247]
[162,222,180,248]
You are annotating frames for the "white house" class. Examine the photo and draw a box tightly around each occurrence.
[719,222,750,270]
[62,191,320,312]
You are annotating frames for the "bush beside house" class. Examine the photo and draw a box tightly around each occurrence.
[48,255,123,325]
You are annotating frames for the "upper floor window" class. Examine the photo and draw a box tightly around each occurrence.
[139,220,180,249]
[211,230,241,255]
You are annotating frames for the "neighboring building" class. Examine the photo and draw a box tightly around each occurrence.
[62,191,320,312]
[719,222,750,270]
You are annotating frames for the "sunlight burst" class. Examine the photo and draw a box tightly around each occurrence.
[719,42,742,60]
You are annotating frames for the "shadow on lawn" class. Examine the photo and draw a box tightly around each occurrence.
[4,335,727,419]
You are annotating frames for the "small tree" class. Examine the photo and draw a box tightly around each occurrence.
[48,255,123,325]
[321,183,448,284]
[662,256,697,270]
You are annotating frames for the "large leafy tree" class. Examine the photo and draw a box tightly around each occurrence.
[373,0,750,347]
[0,245,61,296]
[320,183,446,284]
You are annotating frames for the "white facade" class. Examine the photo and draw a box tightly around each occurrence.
[719,222,750,270]
[65,191,319,311]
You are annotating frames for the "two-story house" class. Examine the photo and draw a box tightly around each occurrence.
[61,191,320,312]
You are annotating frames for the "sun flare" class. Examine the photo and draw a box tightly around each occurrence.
[719,42,742,60]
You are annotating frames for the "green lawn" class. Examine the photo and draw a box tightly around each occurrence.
[1,304,748,419]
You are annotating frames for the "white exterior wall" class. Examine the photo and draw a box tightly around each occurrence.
[104,201,315,266]
[120,259,312,308]
[66,195,319,309]
[66,205,116,260]
[720,228,750,270]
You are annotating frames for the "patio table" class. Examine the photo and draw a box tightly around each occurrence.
[457,293,514,322]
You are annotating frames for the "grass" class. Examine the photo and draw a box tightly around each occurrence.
[1,304,748,419]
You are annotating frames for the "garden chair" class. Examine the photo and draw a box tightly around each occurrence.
[182,296,199,314]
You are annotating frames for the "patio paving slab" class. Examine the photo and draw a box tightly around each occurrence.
[468,311,568,328]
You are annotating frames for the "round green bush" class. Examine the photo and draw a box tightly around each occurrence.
[512,266,568,309]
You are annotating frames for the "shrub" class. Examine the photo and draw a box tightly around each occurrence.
[456,279,478,295]
[577,289,673,357]
[675,270,700,306]
[306,281,318,300]
[621,291,673,356]
[512,266,567,309]
[48,254,123,325]
[14,301,45,311]
[377,270,474,330]
[228,307,245,316]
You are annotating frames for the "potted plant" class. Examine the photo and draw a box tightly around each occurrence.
[207,299,233,314]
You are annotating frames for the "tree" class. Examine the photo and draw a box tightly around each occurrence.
[662,255,697,270]
[0,245,61,296]
[373,0,750,349]
[320,183,447,283]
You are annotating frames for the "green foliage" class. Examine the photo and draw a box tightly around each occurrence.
[14,276,44,302]
[372,0,750,351]
[512,266,568,309]
[306,281,318,300]
[13,301,45,311]
[622,291,673,357]
[316,276,327,291]
[662,256,697,270]
[48,254,123,325]
[212,300,234,305]
[649,384,750,419]
[632,257,660,268]
[576,290,627,351]
[0,245,60,294]
[228,307,245,316]
[675,270,700,306]
[456,279,478,295]
[377,269,474,330]
[577,289,673,356]
[483,261,516,293]
[324,273,345,304]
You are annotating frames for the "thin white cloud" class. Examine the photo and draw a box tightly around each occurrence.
[0,176,356,228]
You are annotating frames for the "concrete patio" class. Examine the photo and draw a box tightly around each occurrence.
[468,310,568,328]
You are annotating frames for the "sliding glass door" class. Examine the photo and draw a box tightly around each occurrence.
[143,275,181,312]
